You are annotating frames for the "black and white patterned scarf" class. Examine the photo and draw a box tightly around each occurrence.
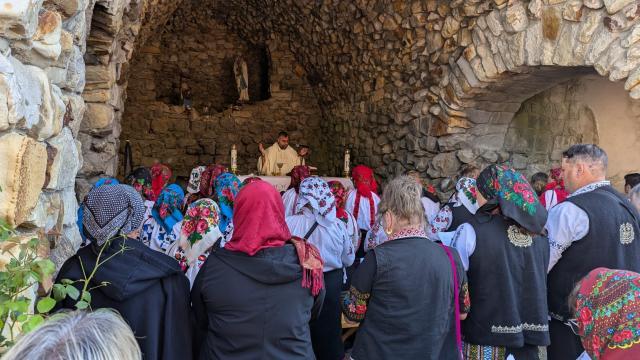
[82,184,145,245]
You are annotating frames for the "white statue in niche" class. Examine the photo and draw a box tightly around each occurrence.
[234,56,249,103]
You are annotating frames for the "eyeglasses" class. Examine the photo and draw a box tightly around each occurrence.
[565,318,580,335]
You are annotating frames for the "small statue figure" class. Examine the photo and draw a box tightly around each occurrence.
[233,56,249,103]
[181,82,192,111]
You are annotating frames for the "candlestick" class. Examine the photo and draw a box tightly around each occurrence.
[231,144,238,175]
[343,148,350,178]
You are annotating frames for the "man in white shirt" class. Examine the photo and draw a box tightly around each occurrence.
[258,131,308,176]
[546,144,640,360]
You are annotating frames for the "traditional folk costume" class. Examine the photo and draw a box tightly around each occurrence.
[328,180,360,251]
[286,177,355,360]
[192,180,324,360]
[573,268,640,360]
[546,180,640,359]
[56,185,192,360]
[427,177,479,241]
[342,226,470,360]
[421,184,441,223]
[282,165,311,217]
[345,166,380,256]
[539,168,568,211]
[213,173,241,247]
[167,199,223,287]
[183,164,227,211]
[150,163,172,201]
[125,167,155,220]
[140,184,184,252]
[257,143,302,176]
[455,165,550,360]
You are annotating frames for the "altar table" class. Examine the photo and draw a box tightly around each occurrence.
[238,175,353,193]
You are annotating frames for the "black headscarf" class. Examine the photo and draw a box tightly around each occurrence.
[125,167,153,200]
[476,165,547,234]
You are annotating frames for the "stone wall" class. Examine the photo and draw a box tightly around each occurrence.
[0,0,89,269]
[119,4,327,179]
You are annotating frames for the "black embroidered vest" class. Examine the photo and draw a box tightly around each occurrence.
[547,185,640,320]
[464,213,550,347]
[447,203,476,231]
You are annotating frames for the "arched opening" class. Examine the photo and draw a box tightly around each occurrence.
[117,1,330,181]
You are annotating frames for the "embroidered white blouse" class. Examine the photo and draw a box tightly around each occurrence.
[286,208,355,272]
[345,190,380,231]
[281,188,300,218]
[421,197,440,223]
[545,180,610,272]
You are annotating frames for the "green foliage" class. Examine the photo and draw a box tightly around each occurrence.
[0,221,56,349]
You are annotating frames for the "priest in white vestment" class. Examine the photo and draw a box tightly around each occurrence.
[257,131,308,176]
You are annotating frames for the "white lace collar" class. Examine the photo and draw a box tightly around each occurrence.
[569,180,611,197]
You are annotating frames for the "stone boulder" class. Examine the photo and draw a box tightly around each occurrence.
[0,0,43,40]
[45,127,80,190]
[0,132,47,227]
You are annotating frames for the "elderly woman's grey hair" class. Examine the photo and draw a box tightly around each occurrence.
[378,176,425,226]
[2,309,141,360]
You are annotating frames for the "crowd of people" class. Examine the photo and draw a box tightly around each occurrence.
[6,143,640,360]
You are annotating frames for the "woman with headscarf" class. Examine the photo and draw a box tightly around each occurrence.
[540,167,568,210]
[328,180,359,251]
[286,177,355,360]
[427,177,480,240]
[569,267,640,360]
[191,180,325,360]
[125,167,155,220]
[213,173,241,246]
[345,165,380,260]
[140,184,184,252]
[450,165,550,360]
[342,176,469,360]
[198,164,228,198]
[182,166,206,212]
[167,199,223,287]
[150,163,173,201]
[55,185,192,360]
[282,165,311,217]
[77,177,119,246]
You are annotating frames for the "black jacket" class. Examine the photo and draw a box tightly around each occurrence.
[55,237,192,360]
[191,243,324,360]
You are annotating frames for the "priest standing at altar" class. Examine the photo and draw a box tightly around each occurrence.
[258,131,308,176]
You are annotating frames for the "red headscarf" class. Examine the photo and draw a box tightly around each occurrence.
[199,164,228,198]
[540,167,568,207]
[575,268,640,360]
[352,165,378,198]
[150,163,172,201]
[287,165,311,192]
[225,180,324,295]
[328,180,348,221]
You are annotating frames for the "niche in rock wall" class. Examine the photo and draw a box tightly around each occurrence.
[151,5,271,114]
[503,74,640,189]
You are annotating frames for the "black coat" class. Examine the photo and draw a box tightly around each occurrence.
[191,243,324,360]
[55,237,192,360]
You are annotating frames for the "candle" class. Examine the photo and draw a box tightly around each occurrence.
[231,144,237,173]
[344,149,350,176]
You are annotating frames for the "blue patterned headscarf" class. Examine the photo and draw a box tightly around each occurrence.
[214,173,241,234]
[77,177,120,243]
[151,184,185,235]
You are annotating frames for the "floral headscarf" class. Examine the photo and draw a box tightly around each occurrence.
[151,184,184,235]
[295,177,337,227]
[77,177,120,243]
[476,165,547,234]
[574,268,640,360]
[150,163,172,201]
[199,164,228,198]
[177,199,222,268]
[288,165,311,193]
[452,177,479,214]
[328,180,348,222]
[125,167,153,200]
[214,173,241,234]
